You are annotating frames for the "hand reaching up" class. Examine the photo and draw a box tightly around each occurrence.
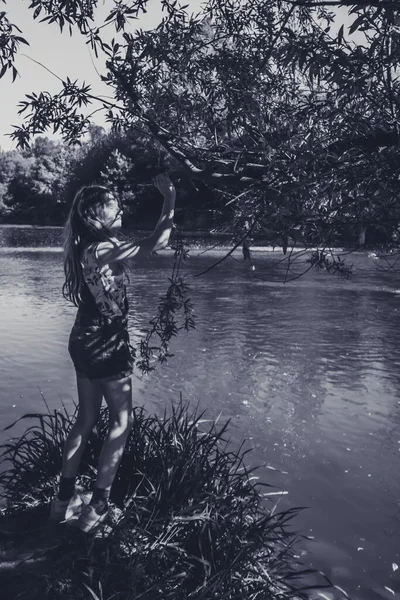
[153,173,176,199]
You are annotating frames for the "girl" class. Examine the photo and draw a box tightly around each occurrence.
[50,173,176,533]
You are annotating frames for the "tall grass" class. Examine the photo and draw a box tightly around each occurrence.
[0,398,334,600]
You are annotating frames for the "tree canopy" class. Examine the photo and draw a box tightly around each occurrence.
[1,0,400,255]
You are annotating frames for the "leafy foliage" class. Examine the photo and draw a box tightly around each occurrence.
[0,137,76,223]
[136,230,195,374]
[0,398,334,600]
[307,249,353,277]
[1,0,400,255]
[0,8,28,82]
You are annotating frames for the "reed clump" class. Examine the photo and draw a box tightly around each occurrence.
[0,399,331,600]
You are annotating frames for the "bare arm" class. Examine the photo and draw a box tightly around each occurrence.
[96,174,176,266]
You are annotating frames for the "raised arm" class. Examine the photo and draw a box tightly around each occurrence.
[96,174,176,266]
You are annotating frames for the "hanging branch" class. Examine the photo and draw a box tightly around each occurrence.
[135,228,195,374]
[193,214,259,277]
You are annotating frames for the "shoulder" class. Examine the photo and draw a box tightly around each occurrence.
[82,239,123,269]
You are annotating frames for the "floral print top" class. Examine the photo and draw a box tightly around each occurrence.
[80,242,127,319]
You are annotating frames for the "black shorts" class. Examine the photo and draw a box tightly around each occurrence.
[68,314,134,382]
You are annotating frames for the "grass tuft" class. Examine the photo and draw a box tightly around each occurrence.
[0,398,334,600]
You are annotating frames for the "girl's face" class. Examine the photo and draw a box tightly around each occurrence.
[93,196,123,229]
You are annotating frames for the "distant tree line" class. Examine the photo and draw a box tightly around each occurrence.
[0,124,223,229]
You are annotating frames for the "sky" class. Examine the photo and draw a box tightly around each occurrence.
[0,1,353,151]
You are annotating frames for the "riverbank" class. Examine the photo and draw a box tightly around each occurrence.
[0,400,328,600]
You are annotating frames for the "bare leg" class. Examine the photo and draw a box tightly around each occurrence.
[94,375,133,492]
[61,373,103,479]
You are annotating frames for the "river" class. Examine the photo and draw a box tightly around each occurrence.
[0,225,399,599]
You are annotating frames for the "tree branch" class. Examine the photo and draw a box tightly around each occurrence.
[108,63,273,188]
[193,218,259,277]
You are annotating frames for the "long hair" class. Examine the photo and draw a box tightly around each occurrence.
[62,185,123,306]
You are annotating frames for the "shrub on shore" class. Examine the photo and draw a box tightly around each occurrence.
[0,399,332,600]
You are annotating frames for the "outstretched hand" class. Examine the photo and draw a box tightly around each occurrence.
[153,173,176,199]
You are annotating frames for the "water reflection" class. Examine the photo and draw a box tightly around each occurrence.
[1,226,400,599]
